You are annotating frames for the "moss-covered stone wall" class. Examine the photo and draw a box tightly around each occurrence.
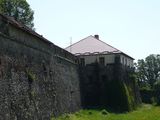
[0,18,81,119]
[79,56,141,112]
[0,14,141,119]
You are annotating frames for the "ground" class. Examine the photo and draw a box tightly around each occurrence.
[53,104,160,120]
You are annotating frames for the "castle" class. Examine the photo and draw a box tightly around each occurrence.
[65,35,141,110]
[0,14,141,119]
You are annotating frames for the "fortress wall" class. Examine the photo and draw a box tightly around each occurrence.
[0,18,81,119]
[79,56,141,111]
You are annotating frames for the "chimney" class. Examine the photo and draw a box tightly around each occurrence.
[94,34,99,40]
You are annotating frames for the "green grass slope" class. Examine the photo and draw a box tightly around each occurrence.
[52,104,160,120]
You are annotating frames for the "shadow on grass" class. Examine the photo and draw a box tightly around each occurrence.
[82,105,130,114]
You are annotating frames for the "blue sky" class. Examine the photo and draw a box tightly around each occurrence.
[27,0,160,60]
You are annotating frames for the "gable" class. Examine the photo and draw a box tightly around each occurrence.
[65,35,121,55]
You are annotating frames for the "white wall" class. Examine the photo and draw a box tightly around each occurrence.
[120,55,134,67]
[79,54,134,67]
[79,54,115,65]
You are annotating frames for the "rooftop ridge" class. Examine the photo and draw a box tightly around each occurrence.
[65,35,92,49]
[91,35,121,52]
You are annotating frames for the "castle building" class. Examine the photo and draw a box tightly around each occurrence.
[0,13,141,119]
[65,35,134,67]
[66,35,140,109]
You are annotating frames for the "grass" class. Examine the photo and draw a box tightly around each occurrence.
[52,104,160,120]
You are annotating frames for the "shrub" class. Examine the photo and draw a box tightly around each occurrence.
[140,87,154,104]
[101,109,109,115]
[88,111,92,115]
[154,80,160,105]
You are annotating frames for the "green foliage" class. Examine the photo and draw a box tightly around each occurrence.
[27,70,36,83]
[140,87,154,104]
[0,0,34,29]
[101,109,109,115]
[136,54,160,89]
[153,80,160,105]
[88,111,92,115]
[56,104,160,120]
[56,114,71,120]
[124,84,135,111]
[50,113,56,120]
[106,79,135,112]
[136,54,160,105]
[31,90,36,97]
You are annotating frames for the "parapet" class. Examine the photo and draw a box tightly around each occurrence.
[0,14,76,64]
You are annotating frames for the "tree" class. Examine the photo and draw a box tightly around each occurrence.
[154,80,160,105]
[136,59,148,87]
[136,54,160,88]
[0,0,34,29]
[145,55,160,87]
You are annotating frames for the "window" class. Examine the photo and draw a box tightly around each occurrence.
[80,58,85,66]
[123,57,125,64]
[125,58,127,65]
[99,57,105,65]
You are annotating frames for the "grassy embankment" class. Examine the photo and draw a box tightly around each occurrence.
[52,104,160,120]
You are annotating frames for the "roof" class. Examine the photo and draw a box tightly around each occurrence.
[65,35,134,60]
[0,14,53,45]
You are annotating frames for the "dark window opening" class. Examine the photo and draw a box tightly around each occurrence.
[75,59,78,64]
[123,57,125,64]
[80,58,85,66]
[99,57,105,65]
[125,58,127,65]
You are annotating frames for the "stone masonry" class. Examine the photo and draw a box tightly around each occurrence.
[0,14,141,119]
[0,14,81,120]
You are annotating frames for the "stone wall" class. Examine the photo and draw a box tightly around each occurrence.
[0,17,81,119]
[79,55,141,111]
[0,14,141,119]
